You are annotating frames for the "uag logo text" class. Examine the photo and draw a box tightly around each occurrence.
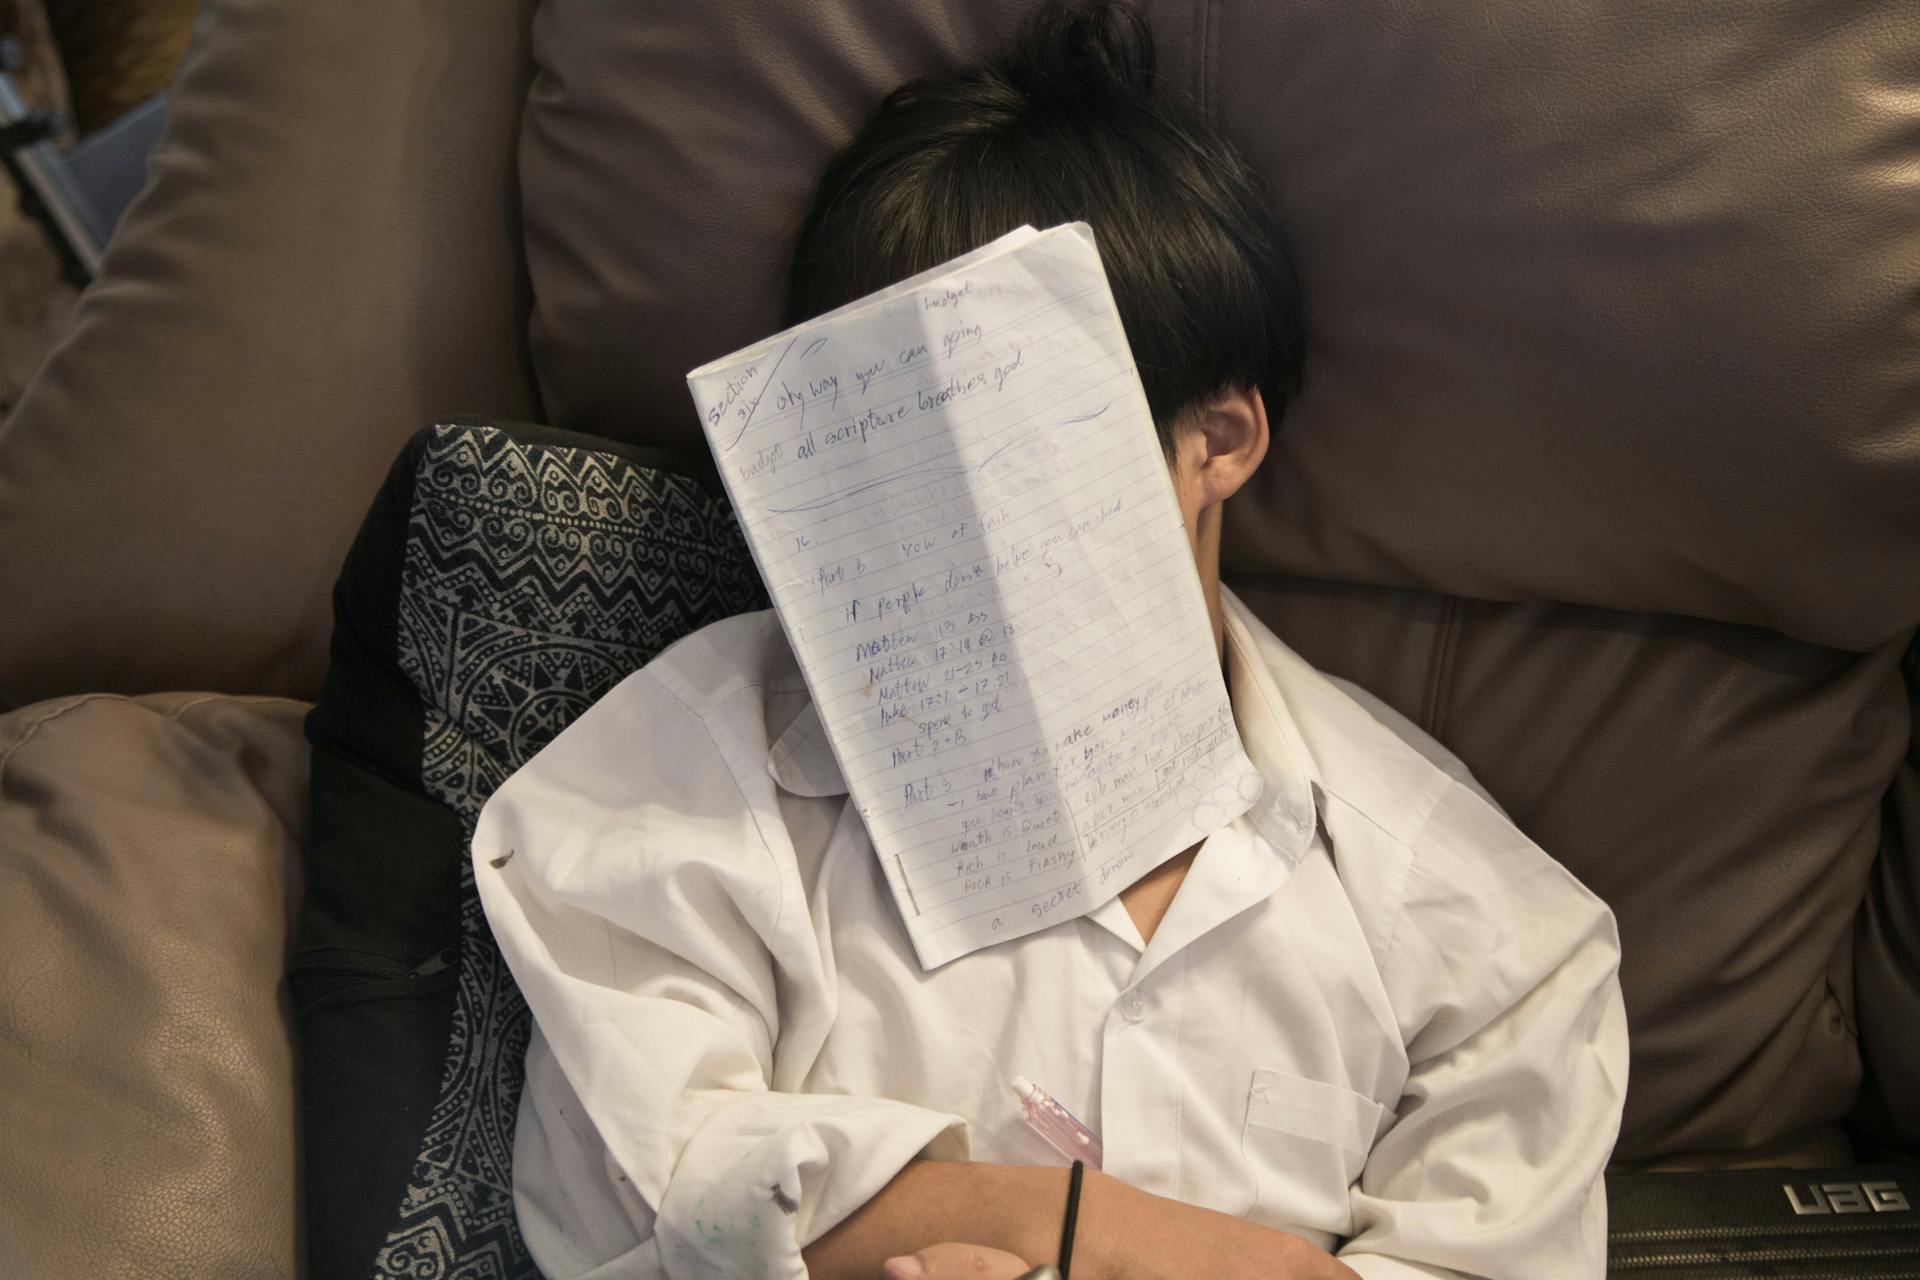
[1783,1181,1909,1215]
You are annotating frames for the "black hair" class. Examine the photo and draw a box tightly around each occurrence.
[784,0,1303,450]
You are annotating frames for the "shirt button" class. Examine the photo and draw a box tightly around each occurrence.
[1122,991,1147,1023]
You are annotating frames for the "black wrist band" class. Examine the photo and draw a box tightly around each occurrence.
[1057,1159,1085,1280]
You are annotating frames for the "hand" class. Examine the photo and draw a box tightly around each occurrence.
[883,1243,1034,1280]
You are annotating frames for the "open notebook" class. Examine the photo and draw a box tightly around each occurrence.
[687,223,1262,969]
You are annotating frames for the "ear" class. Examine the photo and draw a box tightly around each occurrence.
[1173,386,1269,510]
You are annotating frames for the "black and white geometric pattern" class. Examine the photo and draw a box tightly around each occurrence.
[375,423,764,1278]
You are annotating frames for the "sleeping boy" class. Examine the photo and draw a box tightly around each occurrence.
[473,4,1627,1278]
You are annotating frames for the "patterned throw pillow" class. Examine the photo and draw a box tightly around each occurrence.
[296,420,764,1279]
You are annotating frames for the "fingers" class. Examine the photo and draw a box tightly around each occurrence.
[883,1241,1036,1280]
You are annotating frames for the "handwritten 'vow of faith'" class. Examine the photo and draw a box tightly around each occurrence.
[687,223,1262,969]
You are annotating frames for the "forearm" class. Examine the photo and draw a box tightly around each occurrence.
[803,1160,1077,1279]
[804,1161,1358,1280]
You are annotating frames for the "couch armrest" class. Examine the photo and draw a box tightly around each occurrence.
[0,692,308,1279]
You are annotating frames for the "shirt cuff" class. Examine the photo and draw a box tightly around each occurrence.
[653,1093,969,1280]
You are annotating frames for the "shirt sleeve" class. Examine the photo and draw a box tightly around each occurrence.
[1337,780,1629,1280]
[473,662,969,1280]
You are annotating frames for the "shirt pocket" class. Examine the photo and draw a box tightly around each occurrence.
[1240,1066,1385,1237]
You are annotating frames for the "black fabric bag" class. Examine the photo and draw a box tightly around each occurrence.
[293,420,764,1279]
[1606,1165,1920,1278]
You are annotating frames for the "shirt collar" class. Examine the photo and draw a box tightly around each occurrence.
[767,587,1327,863]
[1218,585,1324,867]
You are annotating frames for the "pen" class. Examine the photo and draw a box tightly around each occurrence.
[1010,1075,1104,1171]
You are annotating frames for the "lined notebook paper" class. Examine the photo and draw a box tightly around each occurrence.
[688,223,1262,969]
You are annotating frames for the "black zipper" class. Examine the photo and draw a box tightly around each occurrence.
[289,946,454,981]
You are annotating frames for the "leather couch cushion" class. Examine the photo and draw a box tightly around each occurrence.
[519,0,1034,456]
[0,692,308,1279]
[518,0,1920,651]
[0,0,539,709]
[1234,576,1913,1162]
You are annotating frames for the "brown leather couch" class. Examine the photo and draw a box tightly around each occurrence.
[2,2,1915,1275]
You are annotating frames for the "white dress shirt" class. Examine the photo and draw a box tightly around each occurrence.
[475,588,1627,1280]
